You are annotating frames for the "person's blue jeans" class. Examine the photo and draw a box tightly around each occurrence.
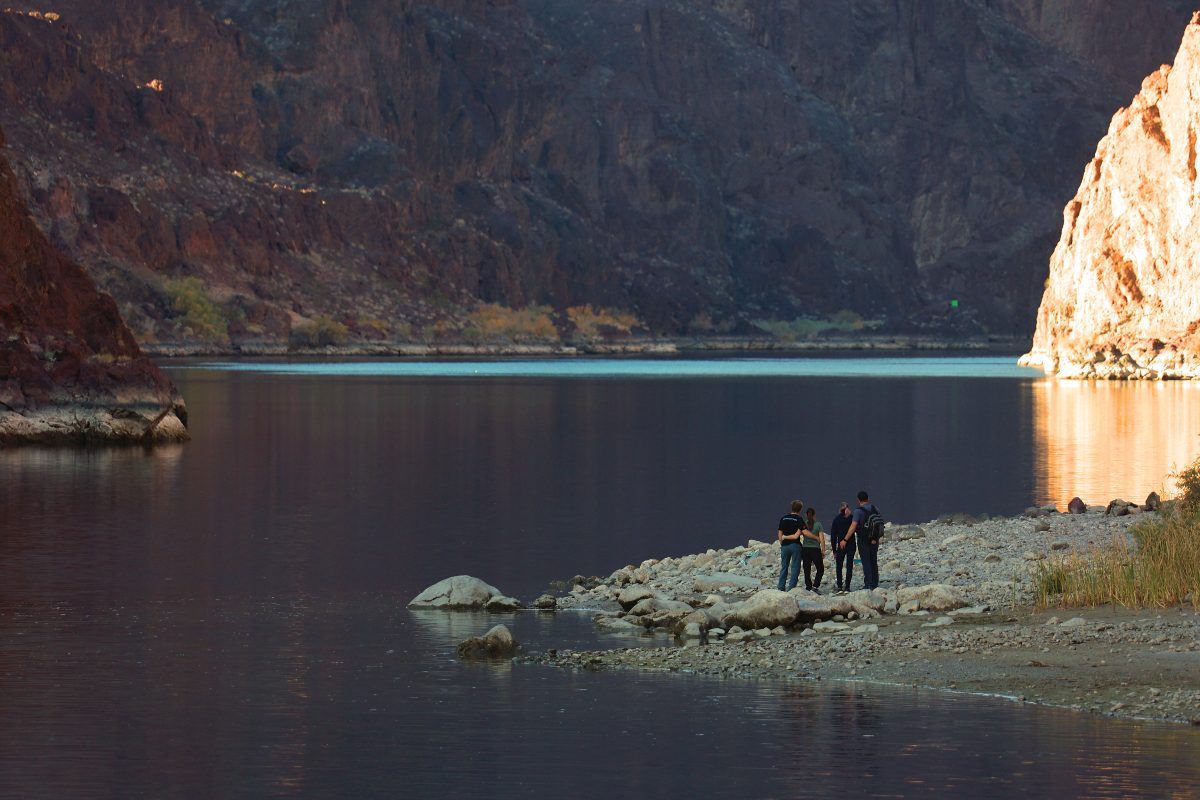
[778,542,801,590]
[859,538,880,589]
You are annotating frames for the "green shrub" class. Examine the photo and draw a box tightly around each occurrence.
[164,277,229,344]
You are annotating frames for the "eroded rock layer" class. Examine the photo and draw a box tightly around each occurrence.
[0,2,1192,345]
[1022,13,1200,379]
[0,127,187,442]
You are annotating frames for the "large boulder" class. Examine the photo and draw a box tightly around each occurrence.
[791,594,840,623]
[456,624,517,659]
[409,575,506,609]
[896,584,966,612]
[617,585,658,611]
[628,597,694,616]
[692,573,762,593]
[720,589,799,630]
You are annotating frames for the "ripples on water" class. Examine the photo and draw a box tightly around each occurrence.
[0,357,1197,798]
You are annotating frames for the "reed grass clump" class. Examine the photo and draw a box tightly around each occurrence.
[1035,461,1200,609]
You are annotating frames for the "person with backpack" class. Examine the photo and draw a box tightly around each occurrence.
[829,501,854,593]
[776,500,807,591]
[801,507,826,593]
[845,490,884,590]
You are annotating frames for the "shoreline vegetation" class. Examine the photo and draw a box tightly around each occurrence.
[417,483,1200,726]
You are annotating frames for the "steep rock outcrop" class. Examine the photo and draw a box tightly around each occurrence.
[1022,13,1200,379]
[0,2,1192,346]
[0,127,187,442]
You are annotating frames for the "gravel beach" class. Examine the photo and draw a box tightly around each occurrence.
[525,503,1200,724]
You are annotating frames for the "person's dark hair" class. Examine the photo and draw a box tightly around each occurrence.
[857,491,869,502]
[791,500,803,513]
[806,507,816,517]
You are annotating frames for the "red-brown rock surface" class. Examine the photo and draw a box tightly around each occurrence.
[0,125,187,442]
[1022,12,1200,379]
[0,3,1193,347]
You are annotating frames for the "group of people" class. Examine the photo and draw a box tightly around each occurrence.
[776,491,882,594]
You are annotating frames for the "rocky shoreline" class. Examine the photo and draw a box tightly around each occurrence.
[145,335,1023,359]
[420,502,1199,725]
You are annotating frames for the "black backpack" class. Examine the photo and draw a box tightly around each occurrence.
[862,505,885,543]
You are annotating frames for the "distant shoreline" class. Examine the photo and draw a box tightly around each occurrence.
[144,334,1028,359]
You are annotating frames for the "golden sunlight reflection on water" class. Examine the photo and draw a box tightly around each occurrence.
[1032,380,1200,507]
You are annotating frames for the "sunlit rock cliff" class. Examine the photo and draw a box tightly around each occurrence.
[0,127,187,442]
[1022,13,1200,379]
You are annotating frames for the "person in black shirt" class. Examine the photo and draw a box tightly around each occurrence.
[830,502,854,593]
[776,500,806,591]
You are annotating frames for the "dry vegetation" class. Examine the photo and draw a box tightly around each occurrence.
[566,305,640,339]
[1036,459,1200,609]
[462,304,558,343]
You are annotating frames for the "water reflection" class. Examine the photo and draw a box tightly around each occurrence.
[1031,380,1200,506]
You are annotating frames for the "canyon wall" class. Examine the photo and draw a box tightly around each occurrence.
[0,126,187,442]
[1022,12,1200,379]
[0,2,1192,347]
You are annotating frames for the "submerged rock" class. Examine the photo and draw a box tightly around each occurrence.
[456,624,517,659]
[408,575,506,610]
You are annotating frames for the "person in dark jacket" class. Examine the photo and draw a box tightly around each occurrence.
[829,502,854,593]
[845,491,882,590]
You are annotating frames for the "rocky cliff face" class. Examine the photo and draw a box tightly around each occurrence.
[1022,12,1200,379]
[0,126,187,442]
[0,2,1192,346]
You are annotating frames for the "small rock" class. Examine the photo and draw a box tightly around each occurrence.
[942,533,968,546]
[1067,497,1087,514]
[595,616,642,634]
[1023,551,1046,561]
[1059,617,1088,628]
[850,623,879,635]
[1106,499,1131,517]
[983,554,1001,563]
[1034,520,1051,532]
[921,616,954,628]
[898,526,927,541]
[813,620,851,632]
[1144,492,1161,511]
[1050,542,1070,551]
[682,622,703,638]
[456,624,517,659]
[533,594,557,610]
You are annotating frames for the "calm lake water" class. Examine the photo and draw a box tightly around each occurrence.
[1,355,1198,798]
